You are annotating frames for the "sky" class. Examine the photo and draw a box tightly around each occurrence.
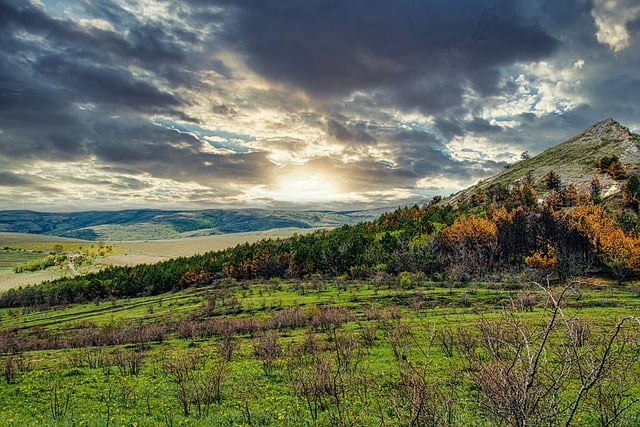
[1,0,640,212]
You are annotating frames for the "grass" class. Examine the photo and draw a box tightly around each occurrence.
[0,277,639,426]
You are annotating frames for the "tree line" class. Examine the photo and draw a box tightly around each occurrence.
[1,171,639,308]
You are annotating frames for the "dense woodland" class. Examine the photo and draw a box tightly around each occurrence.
[1,169,639,309]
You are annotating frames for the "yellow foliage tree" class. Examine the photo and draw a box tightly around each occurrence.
[525,243,557,270]
[439,215,499,279]
[564,201,640,282]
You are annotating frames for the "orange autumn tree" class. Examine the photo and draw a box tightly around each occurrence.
[564,201,640,282]
[438,214,498,279]
[524,242,557,271]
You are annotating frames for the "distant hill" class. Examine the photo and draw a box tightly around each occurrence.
[448,118,640,207]
[0,208,390,241]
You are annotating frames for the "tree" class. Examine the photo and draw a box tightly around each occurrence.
[471,188,487,207]
[562,183,579,207]
[564,201,640,282]
[437,215,499,280]
[524,242,557,272]
[543,170,561,191]
[597,155,627,179]
[511,181,538,209]
[590,175,603,201]
[624,175,640,211]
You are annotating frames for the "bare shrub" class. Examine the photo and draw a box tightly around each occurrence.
[436,326,455,358]
[177,319,199,341]
[334,330,362,373]
[49,378,71,419]
[383,364,456,426]
[269,306,309,330]
[68,346,107,369]
[253,331,282,376]
[299,330,326,356]
[163,351,201,417]
[70,323,101,347]
[565,316,591,347]
[408,295,424,317]
[111,348,144,376]
[511,290,536,311]
[359,321,378,349]
[287,353,333,424]
[211,319,240,362]
[163,351,229,418]
[387,321,414,362]
[461,282,640,426]
[3,355,17,384]
[197,359,228,411]
[311,306,353,334]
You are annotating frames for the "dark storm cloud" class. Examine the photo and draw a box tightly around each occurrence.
[0,171,59,194]
[0,0,215,171]
[435,117,503,141]
[0,0,203,130]
[89,118,273,185]
[35,55,181,110]
[0,172,30,186]
[0,55,89,161]
[0,0,193,76]
[390,128,456,176]
[214,0,559,110]
[326,117,375,144]
[1,0,638,210]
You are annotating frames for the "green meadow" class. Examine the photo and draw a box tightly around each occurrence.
[1,277,639,426]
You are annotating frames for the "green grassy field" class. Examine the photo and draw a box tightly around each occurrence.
[1,277,639,426]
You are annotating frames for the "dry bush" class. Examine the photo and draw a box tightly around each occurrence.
[311,306,354,333]
[269,306,309,330]
[387,320,414,362]
[460,282,640,426]
[162,350,229,418]
[253,331,282,376]
[510,290,536,312]
[68,346,107,369]
[111,348,144,376]
[359,321,378,349]
[163,351,201,417]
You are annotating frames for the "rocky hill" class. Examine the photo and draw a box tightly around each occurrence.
[449,118,640,207]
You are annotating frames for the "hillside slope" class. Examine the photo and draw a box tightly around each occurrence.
[450,118,640,205]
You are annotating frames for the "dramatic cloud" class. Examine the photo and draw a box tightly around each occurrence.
[0,0,639,211]
[591,0,640,52]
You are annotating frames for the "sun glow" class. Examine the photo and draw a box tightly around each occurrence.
[273,172,341,202]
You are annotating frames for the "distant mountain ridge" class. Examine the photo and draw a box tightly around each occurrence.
[0,208,389,241]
